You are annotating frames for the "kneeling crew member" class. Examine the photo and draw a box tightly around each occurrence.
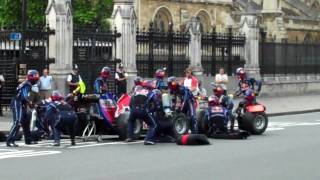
[44,91,77,146]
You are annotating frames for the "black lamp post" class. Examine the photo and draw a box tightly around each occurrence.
[21,0,27,61]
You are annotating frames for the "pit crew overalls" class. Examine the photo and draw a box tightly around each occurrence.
[172,86,198,134]
[44,101,77,145]
[7,81,33,144]
[237,78,262,96]
[127,88,158,142]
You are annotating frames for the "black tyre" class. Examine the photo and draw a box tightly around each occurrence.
[196,110,209,135]
[117,112,142,140]
[0,131,6,142]
[172,112,189,136]
[241,112,268,135]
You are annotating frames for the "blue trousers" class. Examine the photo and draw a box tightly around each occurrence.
[50,111,77,143]
[182,101,198,134]
[7,99,32,143]
[127,108,157,141]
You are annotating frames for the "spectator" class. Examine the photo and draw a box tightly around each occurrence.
[215,68,228,95]
[39,68,53,100]
[115,63,128,98]
[67,64,83,94]
[183,68,199,96]
[0,72,5,116]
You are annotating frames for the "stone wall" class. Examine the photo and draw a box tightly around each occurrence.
[261,75,320,96]
[137,0,233,32]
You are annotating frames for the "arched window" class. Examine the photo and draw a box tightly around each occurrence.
[153,7,173,32]
[196,10,212,33]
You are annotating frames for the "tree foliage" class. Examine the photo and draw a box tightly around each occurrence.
[0,0,113,29]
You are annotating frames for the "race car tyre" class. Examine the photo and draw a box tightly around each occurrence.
[241,112,268,135]
[172,112,189,136]
[196,110,209,135]
[117,112,142,141]
[0,131,5,142]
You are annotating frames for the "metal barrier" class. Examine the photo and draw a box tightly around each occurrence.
[136,23,190,77]
[0,26,54,107]
[201,27,246,76]
[259,39,320,76]
[73,26,121,93]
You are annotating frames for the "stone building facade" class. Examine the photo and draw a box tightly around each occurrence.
[133,0,320,42]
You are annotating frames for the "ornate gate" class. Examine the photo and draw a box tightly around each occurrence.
[73,27,121,93]
[0,26,54,107]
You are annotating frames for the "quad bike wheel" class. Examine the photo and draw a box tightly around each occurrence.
[240,112,268,135]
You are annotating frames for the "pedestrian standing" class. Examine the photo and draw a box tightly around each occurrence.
[0,72,5,116]
[115,63,128,98]
[67,64,82,94]
[183,68,199,96]
[39,68,53,100]
[215,68,228,95]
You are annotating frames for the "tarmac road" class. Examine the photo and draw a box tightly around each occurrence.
[0,112,320,180]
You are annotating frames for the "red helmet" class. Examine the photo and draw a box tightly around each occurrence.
[236,67,246,80]
[100,67,111,79]
[51,91,64,101]
[208,95,220,106]
[134,76,143,86]
[142,80,155,90]
[155,69,165,79]
[244,89,255,102]
[213,85,224,97]
[27,70,40,84]
[167,76,179,92]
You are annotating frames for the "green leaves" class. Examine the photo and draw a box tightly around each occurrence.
[0,0,113,29]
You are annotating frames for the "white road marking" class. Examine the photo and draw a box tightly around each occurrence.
[266,121,320,131]
[68,141,144,149]
[0,149,61,160]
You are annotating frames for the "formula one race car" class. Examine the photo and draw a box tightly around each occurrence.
[79,93,140,141]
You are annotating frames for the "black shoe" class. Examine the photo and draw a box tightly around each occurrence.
[25,141,38,145]
[6,142,19,147]
[125,138,134,143]
[52,142,60,146]
[144,141,155,145]
[71,140,76,146]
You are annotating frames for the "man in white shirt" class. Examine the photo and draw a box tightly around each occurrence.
[215,68,228,95]
[39,68,54,100]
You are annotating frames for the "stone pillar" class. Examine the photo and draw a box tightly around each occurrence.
[187,16,203,76]
[46,0,73,95]
[111,0,137,89]
[239,15,261,79]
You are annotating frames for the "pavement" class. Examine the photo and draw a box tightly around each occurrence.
[0,112,320,180]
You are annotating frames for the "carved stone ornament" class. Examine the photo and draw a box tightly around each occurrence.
[187,16,201,35]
